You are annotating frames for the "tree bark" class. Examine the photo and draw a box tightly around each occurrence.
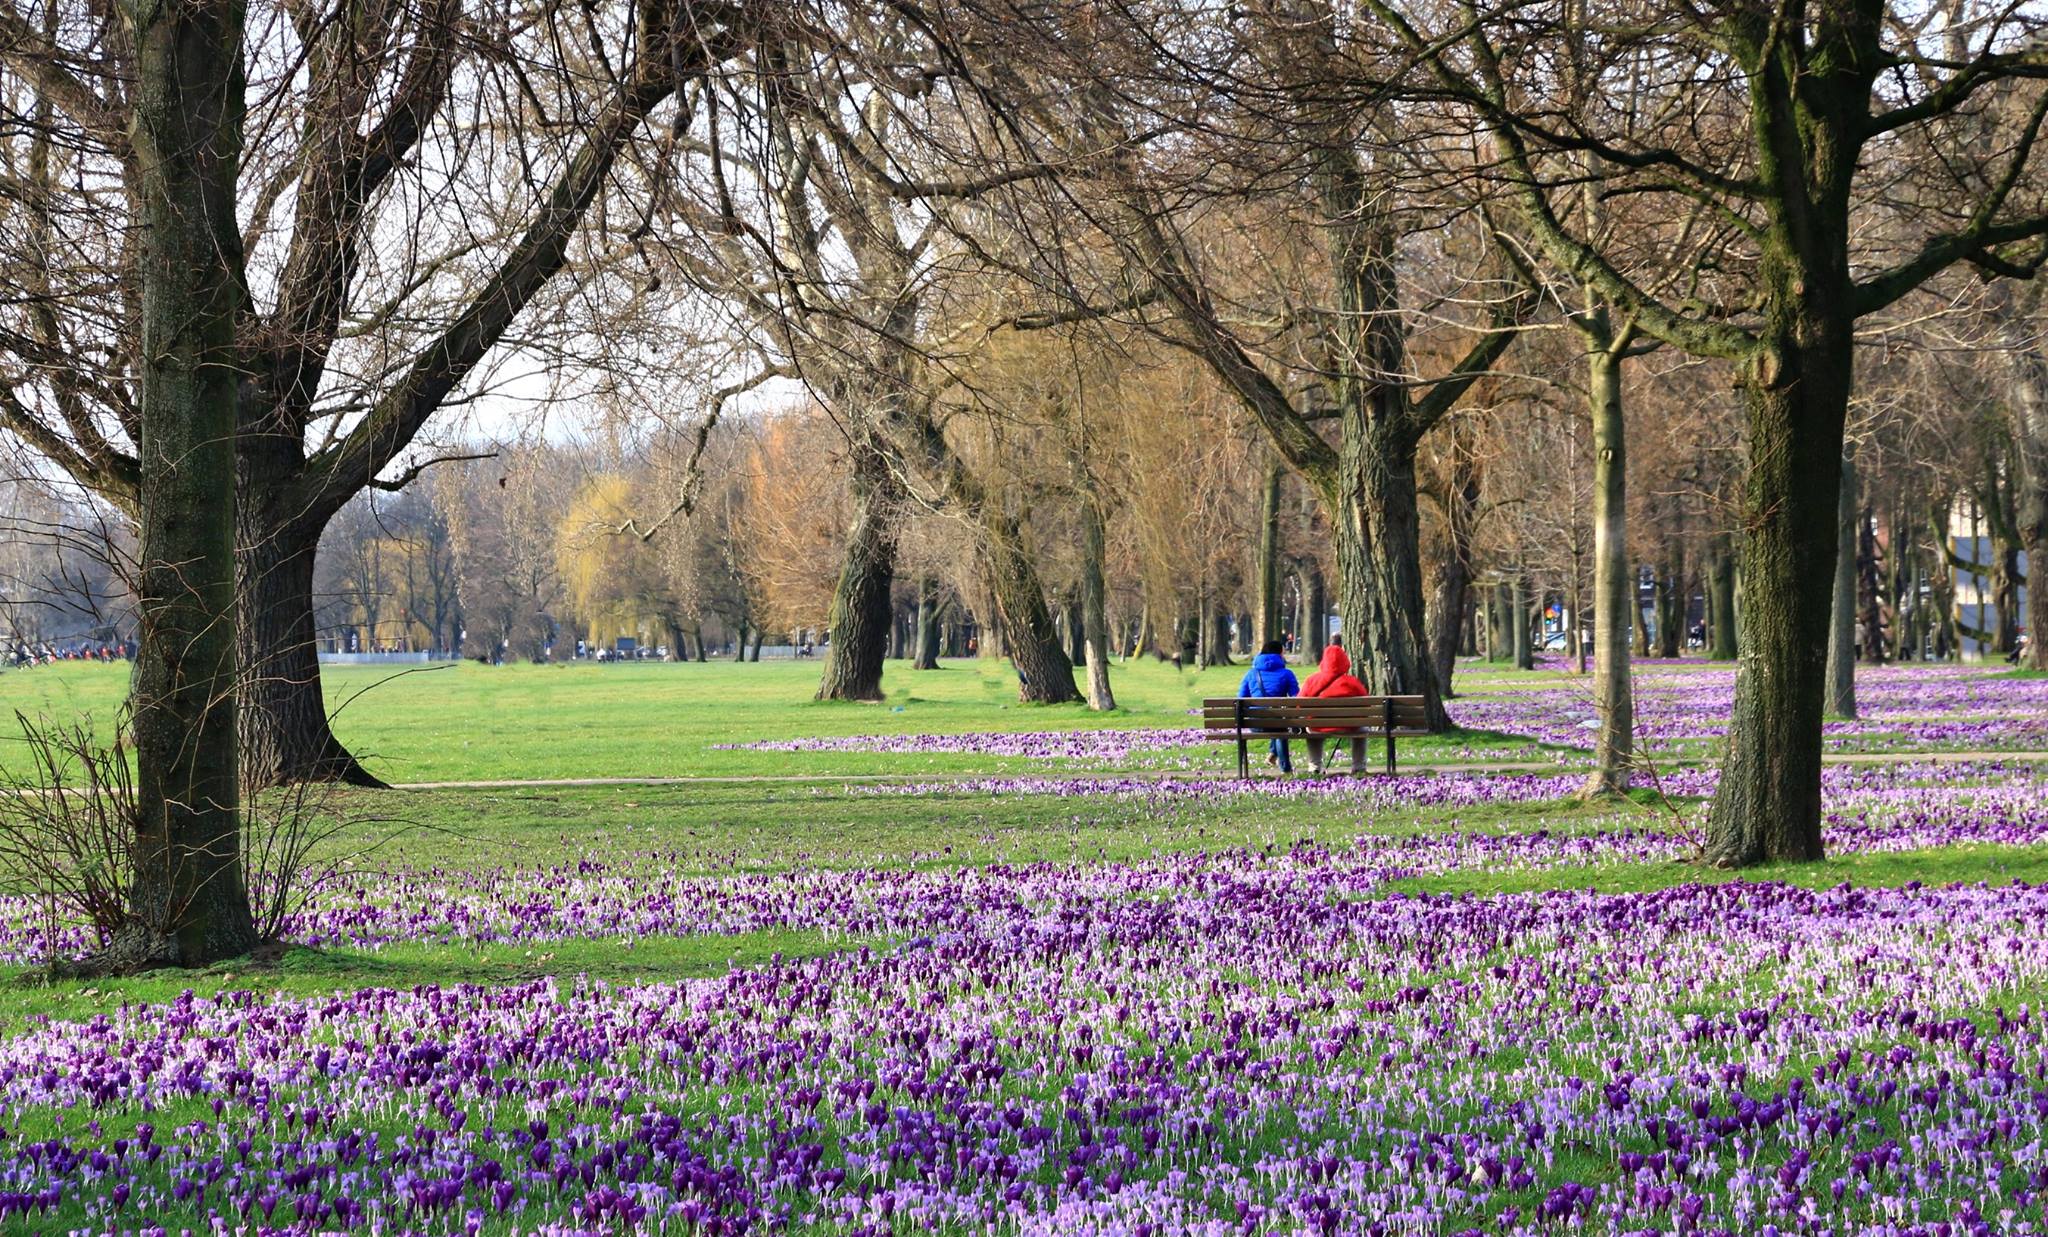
[1857,495,1886,666]
[1510,575,1534,670]
[1657,535,1684,658]
[236,513,384,787]
[1633,565,1653,657]
[1332,428,1447,724]
[1202,601,1234,668]
[1303,564,1327,653]
[984,512,1082,703]
[1427,550,1471,696]
[1704,324,1854,867]
[119,0,258,969]
[1255,455,1284,646]
[1428,426,1479,696]
[1825,453,1858,719]
[1583,337,1632,796]
[815,439,897,702]
[2014,351,2048,669]
[1706,533,1738,660]
[1486,583,1511,662]
[913,578,942,669]
[1078,485,1116,710]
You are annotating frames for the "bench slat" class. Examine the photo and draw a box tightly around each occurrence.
[1200,694,1430,778]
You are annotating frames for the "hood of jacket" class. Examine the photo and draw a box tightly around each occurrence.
[1316,644,1350,677]
[1252,651,1289,673]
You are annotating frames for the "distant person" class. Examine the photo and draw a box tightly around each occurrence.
[1299,642,1369,776]
[1238,639,1300,773]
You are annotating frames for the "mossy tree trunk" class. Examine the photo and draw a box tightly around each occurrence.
[120,0,258,970]
[1704,323,1855,866]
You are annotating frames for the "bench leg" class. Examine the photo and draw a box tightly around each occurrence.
[1238,738,1249,780]
[1385,732,1396,776]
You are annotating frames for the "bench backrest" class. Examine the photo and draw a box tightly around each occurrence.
[1202,695,1431,734]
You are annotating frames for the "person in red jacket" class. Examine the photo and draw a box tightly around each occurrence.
[1300,640,1369,775]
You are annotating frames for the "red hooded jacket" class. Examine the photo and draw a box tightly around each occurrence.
[1300,645,1367,732]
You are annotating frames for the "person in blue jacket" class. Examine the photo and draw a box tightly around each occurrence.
[1238,639,1300,772]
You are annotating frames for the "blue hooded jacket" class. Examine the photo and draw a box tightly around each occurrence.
[1237,651,1299,698]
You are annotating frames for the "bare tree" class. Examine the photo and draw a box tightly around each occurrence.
[1374,0,2048,863]
[0,0,751,785]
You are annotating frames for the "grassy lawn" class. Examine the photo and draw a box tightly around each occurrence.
[0,654,2042,1232]
[0,656,1570,781]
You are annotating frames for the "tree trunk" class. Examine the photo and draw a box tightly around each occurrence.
[1255,455,1284,646]
[1427,550,1471,697]
[1704,326,1853,867]
[913,578,942,670]
[692,623,707,662]
[1331,429,1447,725]
[1078,490,1116,710]
[1428,429,1480,697]
[1583,339,1632,796]
[816,442,897,701]
[1304,564,1327,653]
[1657,536,1684,658]
[236,520,385,788]
[1203,602,1234,667]
[747,627,763,662]
[2015,354,2048,668]
[983,513,1081,703]
[1486,583,1511,662]
[1857,495,1886,666]
[1706,533,1738,660]
[117,0,258,970]
[1510,575,1534,670]
[1825,453,1858,719]
[1633,565,1653,657]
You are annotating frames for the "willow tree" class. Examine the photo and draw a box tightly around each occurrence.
[1376,0,2048,862]
[0,0,744,785]
[647,13,1086,704]
[923,2,1529,727]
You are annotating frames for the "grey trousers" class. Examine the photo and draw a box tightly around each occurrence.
[1304,736,1366,773]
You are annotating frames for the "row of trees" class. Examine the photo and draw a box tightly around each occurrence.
[6,0,2048,967]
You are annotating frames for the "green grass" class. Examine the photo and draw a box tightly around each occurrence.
[321,780,1658,872]
[0,653,2038,1025]
[1,929,855,1033]
[1383,841,2048,898]
[0,657,1563,782]
[0,652,2041,1234]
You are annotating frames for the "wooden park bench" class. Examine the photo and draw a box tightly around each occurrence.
[1201,695,1431,779]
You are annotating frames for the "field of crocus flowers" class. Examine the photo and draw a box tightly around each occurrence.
[0,657,2045,1235]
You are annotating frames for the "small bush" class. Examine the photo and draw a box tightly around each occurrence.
[0,710,377,969]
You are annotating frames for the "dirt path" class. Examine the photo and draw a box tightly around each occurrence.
[389,748,2048,791]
